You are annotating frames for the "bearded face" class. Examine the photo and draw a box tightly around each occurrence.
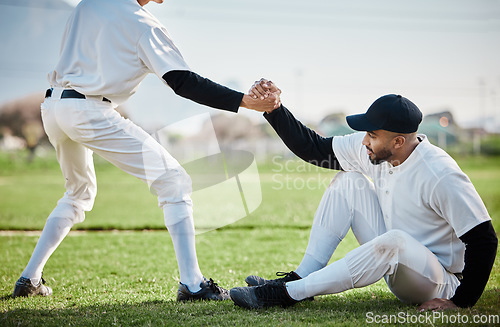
[362,131,397,165]
[365,144,393,165]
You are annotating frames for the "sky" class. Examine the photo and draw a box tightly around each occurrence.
[3,0,500,132]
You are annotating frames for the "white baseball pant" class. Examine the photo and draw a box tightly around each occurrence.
[21,88,203,289]
[40,89,192,226]
[287,171,461,304]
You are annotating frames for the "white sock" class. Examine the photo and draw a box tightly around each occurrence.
[295,254,324,279]
[166,218,203,293]
[22,216,73,282]
[286,258,353,301]
[295,224,342,278]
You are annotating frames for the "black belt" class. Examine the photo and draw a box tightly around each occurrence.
[45,88,111,103]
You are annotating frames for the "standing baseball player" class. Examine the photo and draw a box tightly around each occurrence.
[230,79,497,310]
[12,0,279,301]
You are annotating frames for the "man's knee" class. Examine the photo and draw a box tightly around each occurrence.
[160,169,193,226]
[328,171,371,192]
[47,202,85,225]
[372,230,410,259]
[323,171,375,210]
[153,166,192,204]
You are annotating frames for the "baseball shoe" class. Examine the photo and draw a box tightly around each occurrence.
[230,283,298,309]
[245,271,302,287]
[177,277,230,301]
[12,276,52,298]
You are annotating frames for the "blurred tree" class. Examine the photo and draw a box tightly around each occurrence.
[0,93,128,162]
[0,93,46,161]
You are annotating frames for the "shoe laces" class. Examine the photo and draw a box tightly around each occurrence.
[273,271,296,283]
[275,271,294,278]
[207,278,223,294]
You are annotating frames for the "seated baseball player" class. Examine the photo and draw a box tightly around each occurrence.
[229,79,498,310]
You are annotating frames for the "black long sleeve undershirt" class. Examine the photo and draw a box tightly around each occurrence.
[451,220,498,307]
[264,105,343,170]
[162,70,243,113]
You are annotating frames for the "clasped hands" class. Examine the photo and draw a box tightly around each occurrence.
[241,78,281,113]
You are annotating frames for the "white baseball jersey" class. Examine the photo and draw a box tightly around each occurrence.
[48,0,190,105]
[332,132,491,273]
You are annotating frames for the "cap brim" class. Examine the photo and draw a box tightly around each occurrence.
[346,114,380,132]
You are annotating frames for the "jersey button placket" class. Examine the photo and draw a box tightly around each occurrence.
[384,170,395,228]
[386,170,393,194]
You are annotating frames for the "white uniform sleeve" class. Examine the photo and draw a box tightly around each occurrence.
[137,26,191,80]
[332,132,371,175]
[429,171,491,237]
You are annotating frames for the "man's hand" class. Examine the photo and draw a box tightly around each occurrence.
[249,78,281,100]
[241,93,280,113]
[241,78,281,113]
[418,298,458,312]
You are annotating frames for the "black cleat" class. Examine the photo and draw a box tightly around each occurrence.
[245,271,302,287]
[12,276,52,298]
[177,277,230,301]
[245,271,314,301]
[230,282,298,309]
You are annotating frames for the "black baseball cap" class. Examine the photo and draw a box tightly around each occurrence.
[346,94,422,133]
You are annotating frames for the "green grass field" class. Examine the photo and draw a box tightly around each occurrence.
[0,151,499,326]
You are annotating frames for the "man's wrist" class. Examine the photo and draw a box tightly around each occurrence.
[240,94,254,108]
[263,104,283,117]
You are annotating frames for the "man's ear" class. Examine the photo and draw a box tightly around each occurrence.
[393,135,406,149]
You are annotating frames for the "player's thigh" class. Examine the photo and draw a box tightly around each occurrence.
[72,107,190,202]
[330,171,386,244]
[42,100,97,210]
[385,232,460,304]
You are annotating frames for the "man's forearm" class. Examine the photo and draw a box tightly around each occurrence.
[451,220,498,307]
[264,105,342,170]
[163,70,243,112]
